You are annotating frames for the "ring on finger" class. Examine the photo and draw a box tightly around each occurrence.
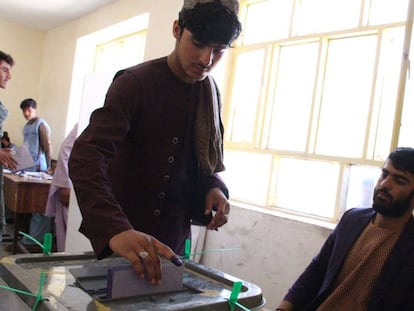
[138,251,149,260]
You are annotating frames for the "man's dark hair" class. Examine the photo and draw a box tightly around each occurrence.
[20,98,37,110]
[387,147,414,174]
[0,51,14,66]
[178,2,242,47]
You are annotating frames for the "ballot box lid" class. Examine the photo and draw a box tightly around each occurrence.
[0,252,265,310]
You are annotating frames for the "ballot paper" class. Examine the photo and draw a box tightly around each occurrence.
[106,261,184,299]
[20,171,53,180]
[70,258,184,301]
[9,145,35,172]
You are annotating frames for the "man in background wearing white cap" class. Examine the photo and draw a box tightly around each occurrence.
[69,0,242,283]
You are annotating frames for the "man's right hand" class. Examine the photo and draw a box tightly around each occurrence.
[109,229,183,284]
[0,149,17,170]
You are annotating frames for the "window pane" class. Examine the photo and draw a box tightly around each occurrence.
[118,34,146,68]
[316,35,377,158]
[211,53,229,95]
[221,150,272,205]
[227,49,265,143]
[242,0,293,44]
[345,165,380,210]
[367,0,409,25]
[294,0,361,35]
[369,27,405,161]
[268,42,319,151]
[399,72,414,146]
[274,158,339,219]
[95,32,146,75]
[399,26,414,147]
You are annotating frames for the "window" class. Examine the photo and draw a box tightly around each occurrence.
[67,14,149,134]
[220,0,412,223]
[94,31,146,75]
[75,31,147,135]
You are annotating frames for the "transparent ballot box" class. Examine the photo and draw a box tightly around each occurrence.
[0,252,265,310]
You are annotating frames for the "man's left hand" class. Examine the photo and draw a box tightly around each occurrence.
[204,187,230,230]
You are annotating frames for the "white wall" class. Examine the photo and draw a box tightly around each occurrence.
[0,19,44,146]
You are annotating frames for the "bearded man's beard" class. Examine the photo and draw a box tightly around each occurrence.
[372,189,414,217]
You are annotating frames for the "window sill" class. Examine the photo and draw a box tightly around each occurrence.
[229,200,336,231]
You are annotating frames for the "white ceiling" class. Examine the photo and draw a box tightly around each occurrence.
[0,0,118,31]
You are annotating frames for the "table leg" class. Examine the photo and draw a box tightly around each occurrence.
[12,213,30,254]
[12,212,19,254]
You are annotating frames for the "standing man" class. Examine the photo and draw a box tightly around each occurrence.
[45,123,77,252]
[276,147,414,311]
[20,98,52,246]
[20,98,52,172]
[0,51,17,241]
[69,0,242,283]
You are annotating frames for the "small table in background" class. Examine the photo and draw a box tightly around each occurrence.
[3,173,51,254]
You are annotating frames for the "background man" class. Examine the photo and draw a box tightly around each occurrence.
[19,97,52,246]
[277,147,414,311]
[20,98,52,172]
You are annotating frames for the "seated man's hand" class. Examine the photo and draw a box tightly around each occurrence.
[109,230,183,284]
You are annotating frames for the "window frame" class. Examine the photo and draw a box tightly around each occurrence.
[219,0,414,223]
